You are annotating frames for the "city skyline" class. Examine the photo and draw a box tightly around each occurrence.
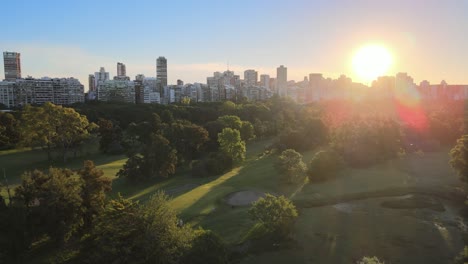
[1,0,468,90]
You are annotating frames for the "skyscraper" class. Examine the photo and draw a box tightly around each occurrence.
[3,51,21,81]
[94,67,109,84]
[276,65,287,96]
[244,69,258,86]
[260,74,270,89]
[117,62,126,77]
[88,74,96,92]
[156,56,167,87]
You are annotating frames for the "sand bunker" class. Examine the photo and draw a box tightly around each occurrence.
[226,190,266,206]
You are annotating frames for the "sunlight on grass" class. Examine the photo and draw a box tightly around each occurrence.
[434,222,453,249]
[170,166,243,213]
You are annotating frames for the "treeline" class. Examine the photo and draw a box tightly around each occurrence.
[0,161,231,263]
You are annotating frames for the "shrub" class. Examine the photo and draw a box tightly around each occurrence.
[308,150,344,182]
[275,149,306,184]
[248,194,298,239]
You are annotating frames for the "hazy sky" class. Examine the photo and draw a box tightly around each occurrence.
[1,0,467,90]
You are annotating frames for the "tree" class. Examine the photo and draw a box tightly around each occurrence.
[240,121,255,141]
[165,120,209,163]
[275,149,306,183]
[20,103,94,162]
[450,134,468,182]
[218,128,246,163]
[182,230,229,264]
[248,194,298,238]
[80,192,194,264]
[97,118,123,154]
[218,115,242,131]
[308,150,344,182]
[118,133,178,181]
[0,112,20,149]
[143,133,178,178]
[78,160,112,230]
[14,168,84,245]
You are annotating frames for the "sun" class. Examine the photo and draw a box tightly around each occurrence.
[352,44,393,83]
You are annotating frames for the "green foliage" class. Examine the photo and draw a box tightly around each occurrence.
[80,192,194,264]
[240,121,255,141]
[357,256,385,264]
[0,205,29,263]
[0,112,20,149]
[218,128,246,163]
[275,149,306,183]
[97,118,123,154]
[20,102,94,161]
[331,117,401,167]
[450,134,468,182]
[248,194,298,238]
[182,229,230,264]
[191,152,233,177]
[14,167,84,244]
[218,115,242,131]
[308,150,344,182]
[119,133,178,181]
[164,120,209,164]
[453,246,468,264]
[78,160,112,230]
[278,118,326,151]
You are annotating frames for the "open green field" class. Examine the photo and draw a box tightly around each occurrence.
[1,138,466,263]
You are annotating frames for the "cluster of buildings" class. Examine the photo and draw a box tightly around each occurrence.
[0,52,84,108]
[1,50,468,109]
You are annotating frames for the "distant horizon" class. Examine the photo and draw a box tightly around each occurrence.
[1,0,468,90]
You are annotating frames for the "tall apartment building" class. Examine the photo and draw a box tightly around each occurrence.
[117,62,127,77]
[156,57,167,87]
[88,74,96,92]
[3,51,21,81]
[0,77,84,106]
[97,79,135,103]
[244,69,258,86]
[260,74,270,89]
[94,67,110,86]
[276,65,287,97]
[0,81,15,108]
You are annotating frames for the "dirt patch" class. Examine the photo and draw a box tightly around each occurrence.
[226,190,266,206]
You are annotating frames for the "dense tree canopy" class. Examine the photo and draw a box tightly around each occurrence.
[20,103,95,161]
[14,167,84,244]
[218,128,246,163]
[275,149,306,183]
[450,134,468,182]
[0,112,20,149]
[249,194,298,238]
[81,192,194,264]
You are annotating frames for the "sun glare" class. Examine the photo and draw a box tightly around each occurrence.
[352,44,393,83]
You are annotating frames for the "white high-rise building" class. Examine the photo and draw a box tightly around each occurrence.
[260,74,270,89]
[244,69,258,86]
[94,67,110,87]
[276,65,287,96]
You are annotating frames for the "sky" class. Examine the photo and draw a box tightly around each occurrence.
[1,0,468,91]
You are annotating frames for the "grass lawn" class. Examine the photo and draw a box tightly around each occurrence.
[2,136,465,263]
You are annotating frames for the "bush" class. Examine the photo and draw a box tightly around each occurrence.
[182,230,229,264]
[275,149,306,184]
[248,194,298,239]
[357,256,384,264]
[308,150,344,182]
